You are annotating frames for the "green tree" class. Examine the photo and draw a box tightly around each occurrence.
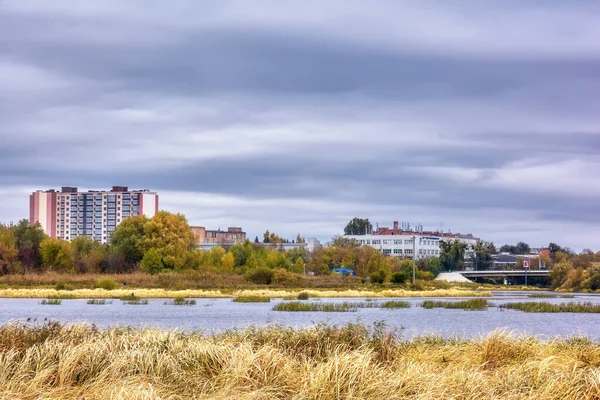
[40,238,74,273]
[12,220,47,272]
[343,217,372,235]
[140,247,164,274]
[71,236,103,273]
[439,240,467,271]
[470,242,495,270]
[550,260,573,289]
[111,215,149,270]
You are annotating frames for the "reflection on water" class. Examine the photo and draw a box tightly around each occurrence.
[1,291,599,339]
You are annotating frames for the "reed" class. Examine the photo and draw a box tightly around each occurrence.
[273,301,359,312]
[232,296,271,303]
[0,287,491,299]
[500,302,600,313]
[0,322,598,399]
[39,298,61,305]
[164,297,196,306]
[122,299,149,305]
[86,299,112,305]
[422,298,489,310]
[528,293,558,298]
[380,300,411,309]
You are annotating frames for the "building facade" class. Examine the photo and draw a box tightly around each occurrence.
[191,226,247,246]
[342,221,479,260]
[30,186,158,243]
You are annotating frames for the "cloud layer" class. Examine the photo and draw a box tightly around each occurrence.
[1,1,599,250]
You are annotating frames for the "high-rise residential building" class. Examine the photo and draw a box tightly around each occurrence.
[30,186,158,244]
[191,226,246,245]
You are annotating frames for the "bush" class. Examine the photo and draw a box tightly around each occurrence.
[390,272,407,284]
[272,268,298,286]
[297,291,310,300]
[245,268,274,285]
[95,277,118,291]
[370,270,388,285]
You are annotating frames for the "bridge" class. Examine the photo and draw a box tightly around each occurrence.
[460,270,550,279]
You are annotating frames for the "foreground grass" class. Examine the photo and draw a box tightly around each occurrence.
[500,302,600,313]
[422,298,490,310]
[0,322,599,399]
[0,287,491,299]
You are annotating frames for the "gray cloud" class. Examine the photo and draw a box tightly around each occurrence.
[1,0,599,250]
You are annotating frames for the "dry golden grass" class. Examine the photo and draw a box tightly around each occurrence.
[0,322,598,399]
[0,287,491,299]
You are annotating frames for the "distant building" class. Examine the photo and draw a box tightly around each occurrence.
[305,237,322,252]
[342,220,479,260]
[30,186,158,243]
[191,226,246,246]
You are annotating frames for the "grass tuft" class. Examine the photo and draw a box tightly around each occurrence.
[122,299,149,305]
[87,299,112,305]
[380,300,411,309]
[232,296,271,303]
[297,291,310,300]
[273,301,359,312]
[165,297,196,306]
[422,298,489,310]
[500,302,600,313]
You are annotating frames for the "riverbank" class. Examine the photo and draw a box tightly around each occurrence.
[0,287,492,299]
[0,322,598,399]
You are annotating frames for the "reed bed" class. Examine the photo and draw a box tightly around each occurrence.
[500,302,600,313]
[422,298,490,310]
[39,299,61,305]
[273,301,360,312]
[164,298,196,306]
[381,300,411,309]
[232,296,271,303]
[0,287,491,299]
[0,322,598,399]
[86,299,112,305]
[528,293,558,298]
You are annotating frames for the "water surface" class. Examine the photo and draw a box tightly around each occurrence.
[1,291,599,339]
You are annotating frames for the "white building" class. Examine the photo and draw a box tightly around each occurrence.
[342,221,479,260]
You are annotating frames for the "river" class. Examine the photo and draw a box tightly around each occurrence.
[1,291,599,339]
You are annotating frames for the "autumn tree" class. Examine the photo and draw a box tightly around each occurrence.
[140,211,196,270]
[40,238,74,273]
[0,226,20,275]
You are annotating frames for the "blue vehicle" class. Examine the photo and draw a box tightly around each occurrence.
[333,267,355,276]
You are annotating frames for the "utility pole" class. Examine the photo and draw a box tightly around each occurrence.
[412,235,416,285]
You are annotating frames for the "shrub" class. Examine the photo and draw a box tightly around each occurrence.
[297,291,310,300]
[390,272,407,284]
[370,270,388,285]
[272,268,298,286]
[95,277,118,291]
[245,268,274,285]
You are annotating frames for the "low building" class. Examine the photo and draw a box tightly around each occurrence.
[305,237,322,252]
[191,226,246,246]
[342,220,479,260]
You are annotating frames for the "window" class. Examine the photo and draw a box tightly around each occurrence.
[383,249,391,255]
[372,240,381,245]
[393,249,401,254]
[394,240,402,245]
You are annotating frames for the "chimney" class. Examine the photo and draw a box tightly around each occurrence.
[393,221,399,230]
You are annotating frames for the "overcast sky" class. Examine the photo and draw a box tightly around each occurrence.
[1,1,599,250]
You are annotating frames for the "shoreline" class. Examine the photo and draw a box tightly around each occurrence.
[0,287,493,299]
